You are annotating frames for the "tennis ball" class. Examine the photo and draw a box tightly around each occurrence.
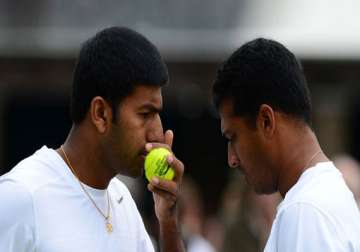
[145,148,175,182]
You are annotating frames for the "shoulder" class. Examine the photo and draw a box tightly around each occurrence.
[0,179,34,218]
[2,146,66,193]
[270,203,343,251]
[283,162,354,209]
[274,200,360,250]
[0,179,36,242]
[277,201,335,227]
[0,179,37,250]
[273,162,360,247]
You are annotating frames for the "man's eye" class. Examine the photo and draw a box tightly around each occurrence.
[227,134,235,144]
[140,112,151,118]
[224,135,231,143]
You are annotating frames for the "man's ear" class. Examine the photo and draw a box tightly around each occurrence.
[89,96,113,134]
[257,104,276,138]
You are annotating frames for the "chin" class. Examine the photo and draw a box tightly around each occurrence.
[125,169,142,179]
[253,184,277,195]
[116,165,141,178]
[129,165,144,178]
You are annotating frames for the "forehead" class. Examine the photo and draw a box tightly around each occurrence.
[121,84,163,108]
[219,98,235,132]
[219,98,251,134]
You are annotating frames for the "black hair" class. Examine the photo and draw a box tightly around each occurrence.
[70,26,169,123]
[212,38,312,126]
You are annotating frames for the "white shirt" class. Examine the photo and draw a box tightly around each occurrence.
[0,146,154,252]
[187,235,216,252]
[264,162,360,252]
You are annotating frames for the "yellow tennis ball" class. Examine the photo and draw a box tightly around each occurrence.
[145,148,175,182]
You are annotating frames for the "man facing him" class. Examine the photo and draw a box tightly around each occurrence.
[212,38,360,251]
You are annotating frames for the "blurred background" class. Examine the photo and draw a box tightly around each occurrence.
[1,0,360,251]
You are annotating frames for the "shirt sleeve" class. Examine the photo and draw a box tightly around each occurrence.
[274,203,345,252]
[0,179,36,252]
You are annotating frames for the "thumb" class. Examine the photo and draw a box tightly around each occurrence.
[164,130,174,148]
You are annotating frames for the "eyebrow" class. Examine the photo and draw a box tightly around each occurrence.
[221,128,230,138]
[139,103,162,113]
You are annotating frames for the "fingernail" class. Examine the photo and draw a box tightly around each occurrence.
[145,143,152,151]
[152,177,159,185]
[167,155,174,164]
[147,184,152,191]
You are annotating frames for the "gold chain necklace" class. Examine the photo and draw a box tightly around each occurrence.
[305,149,323,168]
[60,145,113,233]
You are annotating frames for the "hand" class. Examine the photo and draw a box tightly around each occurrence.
[146,130,184,222]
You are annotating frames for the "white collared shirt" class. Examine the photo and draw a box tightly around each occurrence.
[0,146,154,252]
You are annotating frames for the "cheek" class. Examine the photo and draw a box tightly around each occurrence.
[236,139,257,164]
[254,149,276,187]
[119,118,145,142]
[108,123,138,157]
[119,130,143,156]
[239,139,267,176]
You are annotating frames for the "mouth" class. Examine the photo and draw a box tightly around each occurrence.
[237,169,246,179]
[238,167,251,185]
[138,153,146,176]
[140,154,146,161]
[236,165,246,176]
[139,149,148,162]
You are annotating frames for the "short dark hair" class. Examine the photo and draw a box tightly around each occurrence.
[70,26,169,123]
[212,38,312,126]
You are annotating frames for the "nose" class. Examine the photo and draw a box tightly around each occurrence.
[147,114,164,143]
[228,142,240,168]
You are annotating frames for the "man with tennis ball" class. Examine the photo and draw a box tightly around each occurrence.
[0,27,185,252]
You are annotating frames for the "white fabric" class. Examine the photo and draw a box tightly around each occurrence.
[187,235,216,252]
[0,146,154,252]
[264,162,360,252]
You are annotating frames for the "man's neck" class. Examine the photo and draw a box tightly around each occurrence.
[277,127,329,198]
[57,125,115,189]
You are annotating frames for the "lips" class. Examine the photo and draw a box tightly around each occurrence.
[140,154,146,161]
[237,166,251,185]
[237,168,245,176]
[139,150,147,161]
[237,164,246,175]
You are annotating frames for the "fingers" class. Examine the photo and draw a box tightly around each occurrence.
[148,178,178,197]
[149,186,177,201]
[166,155,184,183]
[145,142,172,153]
[145,129,173,152]
[147,179,178,209]
[146,156,184,204]
[145,128,184,195]
[146,154,184,190]
[164,130,173,148]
